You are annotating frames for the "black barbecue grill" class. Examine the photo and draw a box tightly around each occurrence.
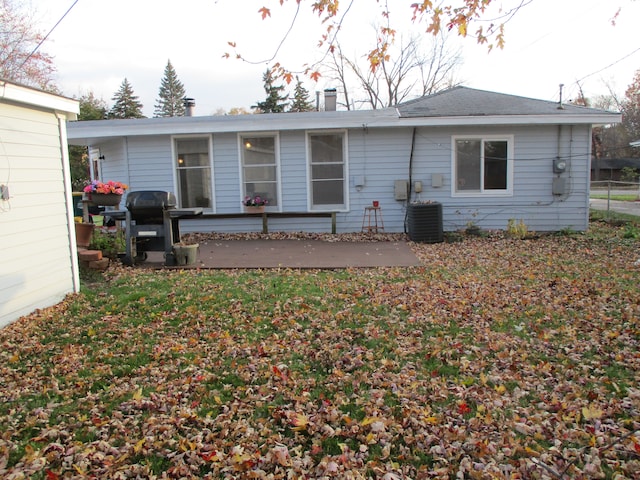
[104,190,202,266]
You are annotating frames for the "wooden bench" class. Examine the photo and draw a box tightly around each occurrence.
[189,211,337,234]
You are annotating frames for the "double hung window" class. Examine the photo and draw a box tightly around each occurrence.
[308,132,346,209]
[175,137,212,208]
[454,136,512,195]
[241,135,278,208]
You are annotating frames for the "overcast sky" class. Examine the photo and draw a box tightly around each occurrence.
[27,0,640,117]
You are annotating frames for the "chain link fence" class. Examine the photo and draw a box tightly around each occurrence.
[590,180,640,219]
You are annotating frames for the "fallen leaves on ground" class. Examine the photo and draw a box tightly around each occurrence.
[1,223,639,479]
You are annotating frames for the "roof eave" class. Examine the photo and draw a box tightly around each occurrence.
[66,111,622,145]
[66,111,399,143]
[1,79,79,118]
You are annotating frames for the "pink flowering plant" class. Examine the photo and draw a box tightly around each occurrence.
[242,195,268,207]
[83,180,128,195]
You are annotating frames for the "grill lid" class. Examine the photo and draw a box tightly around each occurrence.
[126,191,177,211]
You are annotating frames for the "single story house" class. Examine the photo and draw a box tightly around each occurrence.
[0,80,79,327]
[66,87,620,235]
[591,158,640,182]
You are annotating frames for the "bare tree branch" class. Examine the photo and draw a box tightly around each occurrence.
[324,28,462,109]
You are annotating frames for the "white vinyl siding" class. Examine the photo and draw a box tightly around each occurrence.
[82,123,593,234]
[0,100,77,327]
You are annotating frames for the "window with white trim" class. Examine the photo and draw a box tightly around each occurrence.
[175,137,212,208]
[308,132,346,209]
[241,135,278,207]
[454,136,512,195]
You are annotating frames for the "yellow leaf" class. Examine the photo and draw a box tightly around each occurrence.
[73,464,86,475]
[24,444,36,460]
[290,413,309,431]
[179,438,196,452]
[133,439,145,454]
[582,405,603,420]
[480,372,488,385]
[424,416,439,425]
[132,387,143,401]
[524,446,540,457]
[494,384,506,395]
[361,416,376,426]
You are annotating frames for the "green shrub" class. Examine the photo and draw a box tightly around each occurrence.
[89,229,125,258]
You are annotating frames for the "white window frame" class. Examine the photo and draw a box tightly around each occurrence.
[451,134,514,197]
[238,132,281,211]
[171,135,215,210]
[306,130,348,211]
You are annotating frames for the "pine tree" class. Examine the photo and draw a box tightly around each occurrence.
[79,91,108,120]
[252,68,288,113]
[288,76,315,112]
[108,78,144,119]
[154,60,186,117]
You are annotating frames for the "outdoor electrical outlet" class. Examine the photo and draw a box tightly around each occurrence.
[0,184,9,200]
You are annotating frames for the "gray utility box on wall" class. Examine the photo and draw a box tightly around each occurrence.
[407,202,443,243]
[552,177,568,195]
[394,180,409,200]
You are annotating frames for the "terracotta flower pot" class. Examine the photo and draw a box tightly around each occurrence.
[75,222,95,248]
[244,205,265,213]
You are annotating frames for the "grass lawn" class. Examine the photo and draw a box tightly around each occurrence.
[590,194,639,202]
[1,222,639,479]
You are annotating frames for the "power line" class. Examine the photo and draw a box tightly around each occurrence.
[576,45,640,84]
[18,0,80,71]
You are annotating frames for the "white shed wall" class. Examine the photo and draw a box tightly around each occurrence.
[0,102,77,327]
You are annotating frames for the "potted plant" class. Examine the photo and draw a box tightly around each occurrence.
[242,195,268,213]
[83,180,128,206]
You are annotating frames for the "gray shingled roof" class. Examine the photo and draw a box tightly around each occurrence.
[67,86,622,144]
[396,86,617,118]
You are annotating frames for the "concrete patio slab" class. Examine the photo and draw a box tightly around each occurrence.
[140,239,422,269]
